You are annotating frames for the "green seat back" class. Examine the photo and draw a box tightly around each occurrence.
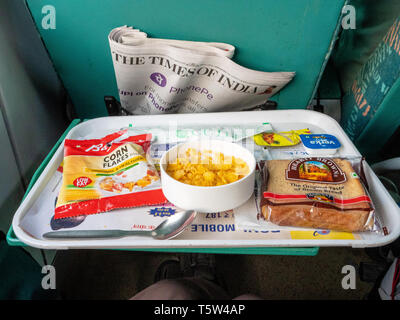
[26,0,345,118]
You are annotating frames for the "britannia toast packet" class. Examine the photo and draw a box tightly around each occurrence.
[55,130,167,219]
[260,157,381,233]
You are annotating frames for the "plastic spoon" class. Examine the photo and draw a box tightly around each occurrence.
[43,210,196,240]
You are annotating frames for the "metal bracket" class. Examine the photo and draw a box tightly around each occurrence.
[104,96,122,116]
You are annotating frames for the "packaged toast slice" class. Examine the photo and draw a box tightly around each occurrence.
[55,130,167,219]
[260,157,379,232]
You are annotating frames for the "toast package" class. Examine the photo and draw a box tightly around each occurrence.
[260,157,377,232]
[55,130,167,219]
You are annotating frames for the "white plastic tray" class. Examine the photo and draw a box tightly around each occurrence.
[12,110,400,249]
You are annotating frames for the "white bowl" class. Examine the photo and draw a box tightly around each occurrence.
[160,140,256,213]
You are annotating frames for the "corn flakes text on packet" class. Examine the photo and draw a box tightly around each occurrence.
[54,130,167,219]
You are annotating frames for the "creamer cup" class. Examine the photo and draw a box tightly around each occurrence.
[300,134,341,155]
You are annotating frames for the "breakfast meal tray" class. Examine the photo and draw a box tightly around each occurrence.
[8,110,400,252]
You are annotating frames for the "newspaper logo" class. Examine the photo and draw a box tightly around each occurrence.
[150,72,167,87]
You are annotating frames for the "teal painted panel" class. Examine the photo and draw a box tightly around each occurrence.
[357,77,400,163]
[340,17,400,162]
[26,0,345,118]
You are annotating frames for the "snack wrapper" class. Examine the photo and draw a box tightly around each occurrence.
[253,128,310,147]
[259,157,381,233]
[55,130,167,219]
[123,122,273,144]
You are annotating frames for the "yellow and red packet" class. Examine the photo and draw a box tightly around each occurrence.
[55,130,167,219]
[253,128,311,147]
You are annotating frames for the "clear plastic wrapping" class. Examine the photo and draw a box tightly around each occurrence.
[54,130,167,219]
[259,157,380,233]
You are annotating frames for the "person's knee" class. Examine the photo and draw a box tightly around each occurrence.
[130,279,201,300]
[233,293,263,300]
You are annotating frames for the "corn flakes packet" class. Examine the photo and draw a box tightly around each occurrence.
[55,130,167,219]
[253,128,310,147]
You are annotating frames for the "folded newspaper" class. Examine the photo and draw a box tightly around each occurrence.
[109,26,295,114]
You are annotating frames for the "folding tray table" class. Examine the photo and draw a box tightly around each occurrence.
[8,110,400,256]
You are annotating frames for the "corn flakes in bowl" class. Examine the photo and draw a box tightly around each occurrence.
[160,140,256,213]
